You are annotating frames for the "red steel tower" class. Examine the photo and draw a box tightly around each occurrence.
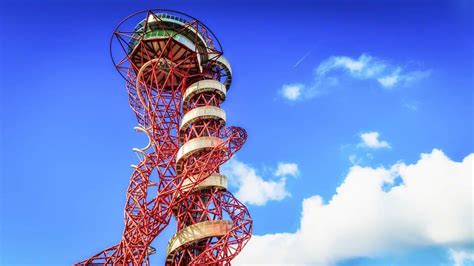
[77,9,252,265]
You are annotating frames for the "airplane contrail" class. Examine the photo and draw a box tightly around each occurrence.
[293,49,312,68]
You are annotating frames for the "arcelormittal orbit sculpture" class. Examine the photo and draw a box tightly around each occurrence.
[77,9,252,265]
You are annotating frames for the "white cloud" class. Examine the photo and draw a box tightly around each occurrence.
[349,153,373,165]
[377,68,401,88]
[222,159,296,206]
[403,101,419,111]
[235,149,474,265]
[281,83,304,101]
[377,67,432,88]
[275,162,300,177]
[316,54,386,79]
[349,154,360,165]
[358,131,391,149]
[449,248,474,266]
[281,53,431,100]
[315,54,430,90]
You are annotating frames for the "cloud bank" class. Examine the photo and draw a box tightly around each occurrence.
[222,160,298,206]
[235,149,473,265]
[450,248,474,266]
[281,54,431,101]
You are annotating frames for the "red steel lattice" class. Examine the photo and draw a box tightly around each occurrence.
[76,9,252,265]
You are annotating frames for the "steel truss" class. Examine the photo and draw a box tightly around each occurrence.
[76,9,252,266]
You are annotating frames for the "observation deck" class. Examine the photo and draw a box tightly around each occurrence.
[128,13,212,72]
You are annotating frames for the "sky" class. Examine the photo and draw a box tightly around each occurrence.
[0,0,473,265]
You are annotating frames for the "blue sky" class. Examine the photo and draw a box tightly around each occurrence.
[1,0,473,265]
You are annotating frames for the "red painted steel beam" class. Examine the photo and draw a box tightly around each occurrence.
[76,9,252,265]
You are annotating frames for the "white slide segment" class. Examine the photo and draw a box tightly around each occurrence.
[166,220,233,258]
[180,106,226,132]
[182,79,226,109]
[176,136,224,172]
[180,173,227,193]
